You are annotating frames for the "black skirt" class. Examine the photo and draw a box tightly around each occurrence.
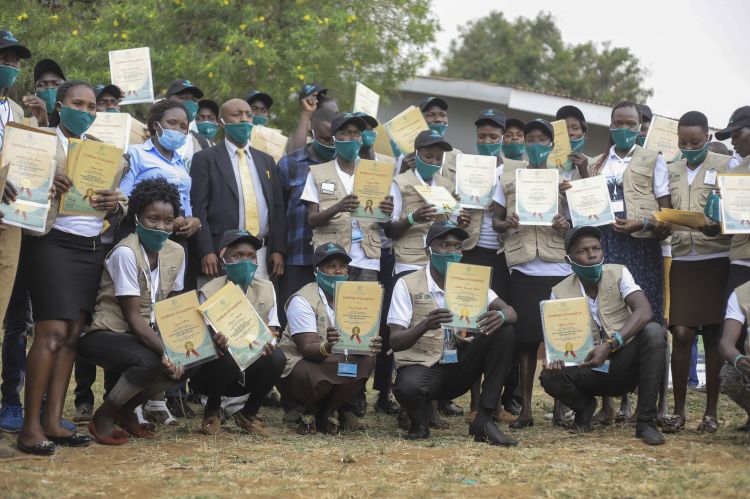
[670,257,730,328]
[510,270,568,344]
[461,246,511,302]
[25,229,106,321]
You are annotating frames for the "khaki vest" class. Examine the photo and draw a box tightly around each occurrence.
[309,160,381,259]
[278,282,330,377]
[393,169,455,265]
[198,276,276,326]
[89,233,185,333]
[499,167,567,267]
[551,264,632,344]
[611,146,662,239]
[667,151,731,256]
[729,157,750,261]
[393,269,443,368]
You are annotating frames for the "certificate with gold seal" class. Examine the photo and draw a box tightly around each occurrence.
[540,297,595,366]
[353,159,393,220]
[384,105,429,155]
[412,184,459,214]
[455,153,496,209]
[333,281,383,355]
[60,140,125,217]
[198,283,275,371]
[718,174,750,234]
[515,168,559,226]
[566,175,615,227]
[154,291,217,369]
[445,262,491,337]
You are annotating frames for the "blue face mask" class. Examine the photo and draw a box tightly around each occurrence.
[223,121,253,145]
[0,65,20,89]
[135,218,172,252]
[334,138,362,162]
[525,143,553,166]
[570,137,586,153]
[429,123,448,137]
[59,105,96,137]
[224,258,258,289]
[252,115,268,126]
[680,141,709,165]
[477,142,502,157]
[415,152,441,181]
[316,271,348,296]
[567,256,604,283]
[430,250,462,275]
[37,88,57,114]
[182,100,198,122]
[156,124,188,151]
[196,121,219,140]
[610,128,639,150]
[361,130,377,147]
[502,142,525,160]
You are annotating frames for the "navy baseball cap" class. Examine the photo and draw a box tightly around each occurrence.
[0,30,30,59]
[95,84,123,100]
[474,108,506,129]
[639,104,653,122]
[564,225,602,253]
[419,96,448,112]
[299,82,328,100]
[219,229,263,253]
[313,242,351,266]
[166,79,204,99]
[425,220,469,246]
[556,105,587,132]
[330,112,367,135]
[715,106,750,141]
[245,90,273,109]
[524,119,554,141]
[353,111,378,128]
[414,129,452,151]
[34,59,65,83]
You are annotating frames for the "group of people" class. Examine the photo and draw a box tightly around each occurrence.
[0,29,748,457]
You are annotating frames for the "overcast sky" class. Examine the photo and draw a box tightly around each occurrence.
[427,0,750,128]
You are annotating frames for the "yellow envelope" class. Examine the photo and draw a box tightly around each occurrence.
[652,207,707,230]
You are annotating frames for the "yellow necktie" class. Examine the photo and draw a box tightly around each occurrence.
[237,148,260,235]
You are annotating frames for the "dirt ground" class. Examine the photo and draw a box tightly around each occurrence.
[0,376,748,498]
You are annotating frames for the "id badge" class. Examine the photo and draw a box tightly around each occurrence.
[338,362,358,377]
[611,200,625,213]
[321,182,336,195]
[440,349,458,364]
[352,227,364,243]
[704,169,717,186]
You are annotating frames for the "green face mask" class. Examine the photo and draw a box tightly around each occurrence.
[477,142,502,157]
[610,128,639,150]
[135,218,172,252]
[680,141,709,165]
[196,121,219,140]
[0,65,20,89]
[361,129,377,147]
[502,142,525,160]
[334,138,362,162]
[36,88,57,114]
[415,152,441,181]
[570,137,586,153]
[430,250,462,275]
[252,115,268,126]
[390,139,402,158]
[636,135,646,147]
[567,256,604,283]
[223,121,253,145]
[182,100,198,122]
[429,123,448,137]
[105,107,119,113]
[224,258,258,289]
[59,105,96,137]
[312,137,336,161]
[316,271,348,296]
[525,143,553,167]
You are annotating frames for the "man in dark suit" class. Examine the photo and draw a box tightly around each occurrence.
[191,98,286,282]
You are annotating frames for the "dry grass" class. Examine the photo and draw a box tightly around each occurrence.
[0,372,748,498]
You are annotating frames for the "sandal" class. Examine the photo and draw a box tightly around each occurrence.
[143,400,178,426]
[88,421,128,446]
[661,415,686,434]
[114,411,156,439]
[296,413,316,435]
[696,415,719,433]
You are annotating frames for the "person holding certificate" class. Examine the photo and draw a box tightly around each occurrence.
[76,178,186,448]
[492,118,571,429]
[555,105,590,177]
[540,226,667,445]
[190,229,285,436]
[21,58,66,128]
[501,118,526,163]
[661,111,732,435]
[278,243,382,435]
[718,281,750,433]
[387,221,517,445]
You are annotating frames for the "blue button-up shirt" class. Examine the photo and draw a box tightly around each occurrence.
[277,145,321,265]
[121,139,193,217]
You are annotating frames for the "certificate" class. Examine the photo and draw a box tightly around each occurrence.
[411,184,458,214]
[718,174,750,234]
[130,117,149,145]
[198,283,275,371]
[352,159,393,220]
[60,140,125,217]
[372,124,395,160]
[384,106,429,155]
[250,125,288,163]
[565,175,615,227]
[444,262,491,337]
[333,281,383,355]
[108,47,154,105]
[352,81,380,119]
[652,207,707,231]
[154,291,217,369]
[515,168,559,226]
[548,120,572,172]
[644,115,680,162]
[540,297,595,366]
[455,153,496,209]
[0,123,57,233]
[87,112,133,150]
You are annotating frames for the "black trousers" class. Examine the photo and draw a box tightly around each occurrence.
[374,248,396,394]
[278,264,315,330]
[189,348,285,416]
[393,324,515,423]
[539,322,666,424]
[461,246,511,302]
[73,360,119,407]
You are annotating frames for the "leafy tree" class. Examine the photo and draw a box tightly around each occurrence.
[434,11,652,104]
[3,0,438,128]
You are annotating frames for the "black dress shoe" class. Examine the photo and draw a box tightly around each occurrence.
[469,421,518,447]
[503,401,521,417]
[17,439,56,456]
[374,396,401,415]
[439,401,464,417]
[47,432,92,447]
[636,423,665,445]
[405,423,430,440]
[509,417,534,429]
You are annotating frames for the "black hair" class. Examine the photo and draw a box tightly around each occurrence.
[592,101,641,175]
[49,80,94,128]
[311,107,337,127]
[146,98,188,137]
[678,111,709,133]
[126,177,181,225]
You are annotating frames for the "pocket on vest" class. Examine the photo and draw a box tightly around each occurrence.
[630,172,652,195]
[547,232,565,250]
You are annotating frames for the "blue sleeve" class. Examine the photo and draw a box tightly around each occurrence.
[119,149,140,196]
[277,154,290,191]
